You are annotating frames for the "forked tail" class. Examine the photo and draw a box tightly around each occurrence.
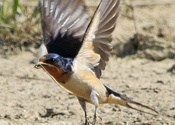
[105,85,158,115]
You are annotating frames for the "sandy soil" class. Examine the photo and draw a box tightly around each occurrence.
[0,0,175,125]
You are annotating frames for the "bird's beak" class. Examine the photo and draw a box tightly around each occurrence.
[35,56,51,69]
[34,62,49,69]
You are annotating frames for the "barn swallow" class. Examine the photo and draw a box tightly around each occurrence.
[35,0,158,124]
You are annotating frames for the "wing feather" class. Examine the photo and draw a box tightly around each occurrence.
[40,0,90,58]
[75,0,120,77]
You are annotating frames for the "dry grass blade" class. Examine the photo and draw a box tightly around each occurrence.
[0,0,41,57]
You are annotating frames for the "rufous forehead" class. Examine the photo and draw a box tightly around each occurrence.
[39,56,48,62]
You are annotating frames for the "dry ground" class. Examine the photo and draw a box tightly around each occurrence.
[0,0,175,125]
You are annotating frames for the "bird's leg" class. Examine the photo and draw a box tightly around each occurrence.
[77,97,88,125]
[93,105,98,124]
[90,90,99,125]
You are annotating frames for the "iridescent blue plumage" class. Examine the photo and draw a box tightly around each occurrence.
[64,58,73,72]
[44,53,73,73]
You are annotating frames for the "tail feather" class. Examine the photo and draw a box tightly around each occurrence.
[105,85,158,115]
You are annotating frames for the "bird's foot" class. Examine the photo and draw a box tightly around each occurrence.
[81,117,90,125]
[92,115,97,125]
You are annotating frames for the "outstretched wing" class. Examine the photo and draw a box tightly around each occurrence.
[75,0,120,77]
[40,0,90,58]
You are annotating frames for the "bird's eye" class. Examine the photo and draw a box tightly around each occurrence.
[45,58,55,64]
[51,58,55,62]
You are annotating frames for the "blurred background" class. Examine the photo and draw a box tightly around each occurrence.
[0,0,175,125]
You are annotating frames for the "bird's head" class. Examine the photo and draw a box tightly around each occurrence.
[38,54,64,67]
[35,53,73,73]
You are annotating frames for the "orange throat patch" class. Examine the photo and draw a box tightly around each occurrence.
[41,64,71,84]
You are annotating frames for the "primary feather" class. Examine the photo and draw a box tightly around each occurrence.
[40,0,90,58]
[75,0,120,77]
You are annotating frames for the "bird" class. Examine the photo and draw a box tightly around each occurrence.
[35,0,158,124]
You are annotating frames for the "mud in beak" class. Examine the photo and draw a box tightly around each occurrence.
[34,62,49,69]
[35,56,50,69]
